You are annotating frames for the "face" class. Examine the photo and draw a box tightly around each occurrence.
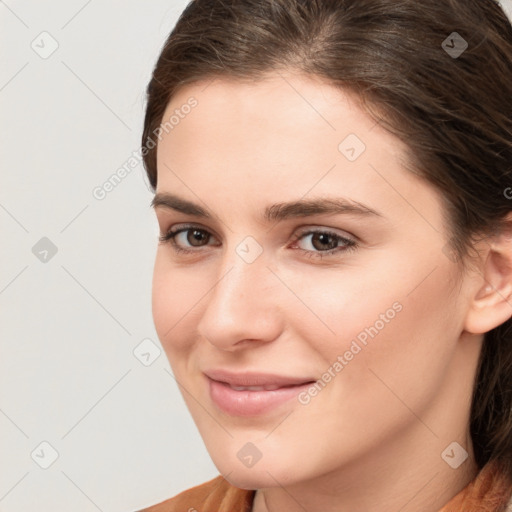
[151,72,477,490]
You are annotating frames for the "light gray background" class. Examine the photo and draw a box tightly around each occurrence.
[1,1,512,511]
[0,2,218,511]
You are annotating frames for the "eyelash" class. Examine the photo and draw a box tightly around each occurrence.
[158,224,358,260]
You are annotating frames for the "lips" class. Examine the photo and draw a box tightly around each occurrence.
[229,384,282,391]
[204,369,316,416]
[204,368,315,388]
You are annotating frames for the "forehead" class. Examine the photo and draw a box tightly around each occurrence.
[163,72,381,142]
[158,72,405,175]
[155,73,444,233]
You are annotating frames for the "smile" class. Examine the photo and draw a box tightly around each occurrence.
[204,370,316,417]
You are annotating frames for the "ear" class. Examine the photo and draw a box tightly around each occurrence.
[463,218,512,335]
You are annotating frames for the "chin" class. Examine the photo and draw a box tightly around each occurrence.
[211,452,302,490]
[221,467,282,490]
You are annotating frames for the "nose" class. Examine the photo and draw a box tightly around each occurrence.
[196,248,284,352]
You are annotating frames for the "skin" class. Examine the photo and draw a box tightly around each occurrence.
[151,71,512,512]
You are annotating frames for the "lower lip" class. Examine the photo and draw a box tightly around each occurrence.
[207,377,313,417]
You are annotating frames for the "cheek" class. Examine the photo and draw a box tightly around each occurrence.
[151,253,208,353]
[308,259,461,412]
[288,249,460,379]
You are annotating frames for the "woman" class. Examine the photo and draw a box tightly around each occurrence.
[138,0,512,510]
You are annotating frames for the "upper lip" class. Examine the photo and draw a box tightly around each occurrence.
[204,369,316,387]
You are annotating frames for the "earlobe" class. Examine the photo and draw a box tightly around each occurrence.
[463,235,512,335]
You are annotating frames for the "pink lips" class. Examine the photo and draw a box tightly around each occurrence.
[204,369,315,417]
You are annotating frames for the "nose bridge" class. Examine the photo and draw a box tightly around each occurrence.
[196,239,282,348]
[212,234,273,306]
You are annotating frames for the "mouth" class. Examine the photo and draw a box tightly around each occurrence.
[204,369,316,417]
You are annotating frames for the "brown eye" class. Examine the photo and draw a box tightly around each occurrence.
[158,225,219,254]
[186,229,210,247]
[309,232,339,251]
[291,228,358,261]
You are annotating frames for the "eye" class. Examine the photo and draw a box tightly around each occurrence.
[289,228,358,260]
[158,225,218,254]
[158,224,358,260]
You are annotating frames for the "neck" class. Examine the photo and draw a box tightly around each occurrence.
[251,334,483,512]
[252,428,479,512]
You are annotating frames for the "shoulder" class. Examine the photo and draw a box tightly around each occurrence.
[138,474,255,512]
[438,460,512,512]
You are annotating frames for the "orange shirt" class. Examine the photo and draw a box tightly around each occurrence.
[139,460,512,512]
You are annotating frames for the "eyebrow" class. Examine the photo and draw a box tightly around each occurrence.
[151,192,383,222]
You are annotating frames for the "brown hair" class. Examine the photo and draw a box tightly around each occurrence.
[141,0,512,480]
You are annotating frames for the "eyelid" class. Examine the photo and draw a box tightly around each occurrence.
[159,222,359,261]
[159,221,218,237]
[159,223,220,246]
[159,223,356,244]
[291,224,357,241]
[288,227,358,256]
